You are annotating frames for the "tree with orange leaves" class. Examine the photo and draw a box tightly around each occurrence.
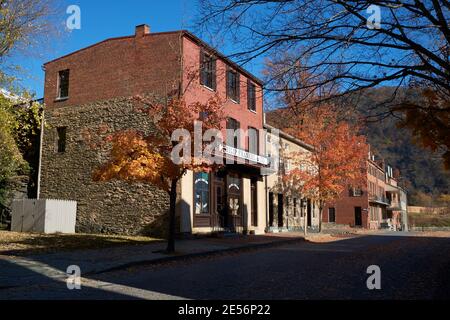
[92,94,225,253]
[283,106,368,232]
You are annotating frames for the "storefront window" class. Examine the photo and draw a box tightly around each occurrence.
[194,172,210,215]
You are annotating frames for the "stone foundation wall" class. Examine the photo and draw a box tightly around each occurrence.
[40,98,170,236]
[4,175,29,207]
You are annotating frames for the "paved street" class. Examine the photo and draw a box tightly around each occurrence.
[1,232,450,300]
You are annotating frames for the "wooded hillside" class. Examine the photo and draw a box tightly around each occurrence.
[266,87,450,205]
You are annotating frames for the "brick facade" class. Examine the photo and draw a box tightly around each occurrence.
[40,25,266,236]
[44,28,182,109]
[323,191,369,228]
[323,157,394,230]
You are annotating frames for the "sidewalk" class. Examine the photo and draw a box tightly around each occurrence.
[0,233,304,290]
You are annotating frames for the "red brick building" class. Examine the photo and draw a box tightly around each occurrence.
[40,25,271,235]
[44,25,265,136]
[323,152,399,230]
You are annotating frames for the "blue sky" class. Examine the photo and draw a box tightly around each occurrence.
[11,0,213,98]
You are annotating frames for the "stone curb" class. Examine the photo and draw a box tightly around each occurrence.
[90,237,305,275]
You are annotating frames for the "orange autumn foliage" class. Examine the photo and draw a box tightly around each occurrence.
[283,106,368,228]
[93,95,225,193]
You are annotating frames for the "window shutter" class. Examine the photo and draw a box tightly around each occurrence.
[236,72,241,103]
[211,58,217,90]
[200,50,205,85]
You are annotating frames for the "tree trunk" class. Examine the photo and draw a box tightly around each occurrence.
[319,204,323,233]
[304,202,307,238]
[166,178,178,253]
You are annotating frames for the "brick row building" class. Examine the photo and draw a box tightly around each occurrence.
[39,25,320,236]
[323,152,408,231]
[39,24,404,237]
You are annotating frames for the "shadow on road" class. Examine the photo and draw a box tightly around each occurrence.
[1,233,450,300]
[0,258,141,300]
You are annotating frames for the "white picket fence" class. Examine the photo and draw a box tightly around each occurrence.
[11,199,77,234]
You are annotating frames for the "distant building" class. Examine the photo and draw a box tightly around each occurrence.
[385,165,408,231]
[323,151,408,231]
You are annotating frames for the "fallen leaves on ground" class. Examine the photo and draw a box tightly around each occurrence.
[0,231,161,256]
[305,233,358,243]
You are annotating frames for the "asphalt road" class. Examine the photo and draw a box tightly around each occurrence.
[1,232,450,300]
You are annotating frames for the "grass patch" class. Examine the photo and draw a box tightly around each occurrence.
[0,231,162,256]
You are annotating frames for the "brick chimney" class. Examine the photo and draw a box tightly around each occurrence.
[135,24,150,37]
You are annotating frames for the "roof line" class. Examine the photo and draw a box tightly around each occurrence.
[181,31,264,86]
[264,123,314,151]
[43,30,184,66]
[43,35,133,66]
[43,29,264,86]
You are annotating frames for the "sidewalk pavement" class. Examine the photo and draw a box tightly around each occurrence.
[0,233,304,290]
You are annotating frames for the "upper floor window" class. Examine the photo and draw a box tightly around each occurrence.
[378,186,384,197]
[226,68,240,103]
[285,160,291,172]
[56,127,67,153]
[200,50,216,90]
[226,117,240,148]
[57,69,70,99]
[247,80,256,111]
[279,157,285,174]
[349,186,363,197]
[248,127,259,155]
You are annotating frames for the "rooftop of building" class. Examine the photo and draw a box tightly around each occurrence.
[43,25,263,86]
[263,122,314,152]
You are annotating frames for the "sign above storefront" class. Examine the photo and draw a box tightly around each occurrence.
[220,144,270,166]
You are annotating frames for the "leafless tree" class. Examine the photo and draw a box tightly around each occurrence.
[196,0,450,163]
[0,0,61,83]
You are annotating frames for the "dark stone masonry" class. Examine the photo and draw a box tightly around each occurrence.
[39,98,170,236]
